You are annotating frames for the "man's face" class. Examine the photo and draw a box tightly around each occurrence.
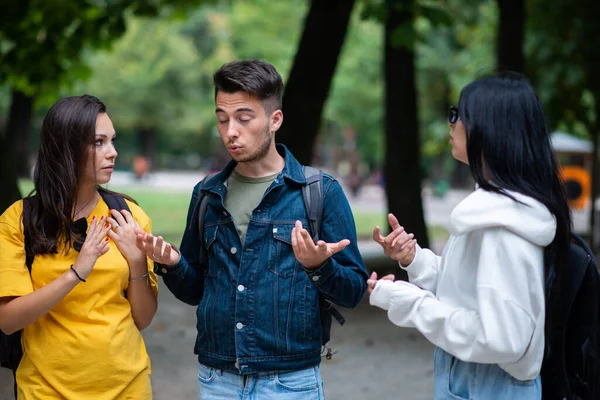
[215,91,282,163]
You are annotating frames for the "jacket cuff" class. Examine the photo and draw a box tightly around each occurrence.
[304,258,336,287]
[369,279,394,310]
[153,246,184,276]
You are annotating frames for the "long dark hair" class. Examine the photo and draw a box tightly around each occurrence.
[24,95,108,254]
[457,73,571,301]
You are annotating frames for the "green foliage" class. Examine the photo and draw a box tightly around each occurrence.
[414,0,497,178]
[527,0,600,137]
[66,0,309,168]
[0,0,209,105]
[73,16,212,156]
[326,5,384,166]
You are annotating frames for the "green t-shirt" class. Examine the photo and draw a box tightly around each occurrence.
[225,169,279,245]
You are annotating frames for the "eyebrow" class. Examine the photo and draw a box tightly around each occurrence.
[215,107,256,114]
[95,132,117,138]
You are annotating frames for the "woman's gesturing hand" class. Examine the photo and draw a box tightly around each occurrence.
[72,216,111,280]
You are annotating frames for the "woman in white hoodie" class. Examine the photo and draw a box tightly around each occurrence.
[368,74,572,399]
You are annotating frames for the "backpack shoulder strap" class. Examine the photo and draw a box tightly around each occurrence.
[22,197,34,274]
[99,190,131,214]
[566,233,594,303]
[301,166,345,328]
[302,166,323,242]
[196,172,220,267]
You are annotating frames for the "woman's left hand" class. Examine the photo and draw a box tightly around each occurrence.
[106,209,146,265]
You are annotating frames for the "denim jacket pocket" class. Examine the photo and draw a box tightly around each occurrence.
[268,224,299,278]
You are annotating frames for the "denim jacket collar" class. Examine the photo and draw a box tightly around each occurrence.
[203,144,307,192]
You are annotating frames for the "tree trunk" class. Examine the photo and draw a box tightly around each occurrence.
[0,134,22,213]
[384,0,429,248]
[6,89,35,178]
[587,62,600,252]
[590,131,598,251]
[139,128,157,170]
[496,0,525,73]
[278,0,355,165]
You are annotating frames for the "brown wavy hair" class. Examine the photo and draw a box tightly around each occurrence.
[23,95,131,255]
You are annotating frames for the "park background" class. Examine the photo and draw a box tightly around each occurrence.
[1,0,600,398]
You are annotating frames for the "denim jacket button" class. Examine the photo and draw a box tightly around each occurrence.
[236,322,244,329]
[161,268,167,274]
[237,285,245,292]
[230,247,238,255]
[312,275,320,281]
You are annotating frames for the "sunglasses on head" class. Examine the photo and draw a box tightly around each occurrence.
[448,106,459,124]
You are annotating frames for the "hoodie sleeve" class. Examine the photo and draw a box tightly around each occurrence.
[401,244,443,294]
[370,228,541,365]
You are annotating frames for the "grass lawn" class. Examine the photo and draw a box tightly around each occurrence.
[18,180,448,245]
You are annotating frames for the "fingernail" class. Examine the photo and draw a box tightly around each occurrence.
[92,215,96,220]
[105,237,110,242]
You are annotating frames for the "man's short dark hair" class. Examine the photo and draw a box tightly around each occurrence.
[213,60,283,115]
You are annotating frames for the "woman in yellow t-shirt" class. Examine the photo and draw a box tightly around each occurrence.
[0,95,159,399]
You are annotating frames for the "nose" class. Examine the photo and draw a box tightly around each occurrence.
[226,121,239,139]
[107,142,118,160]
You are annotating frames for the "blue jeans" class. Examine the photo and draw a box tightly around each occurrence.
[434,347,541,399]
[197,363,325,400]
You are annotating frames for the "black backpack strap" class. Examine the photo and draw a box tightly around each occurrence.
[322,297,345,325]
[22,197,34,273]
[99,191,131,215]
[301,166,345,343]
[12,368,17,399]
[302,166,323,242]
[196,173,219,268]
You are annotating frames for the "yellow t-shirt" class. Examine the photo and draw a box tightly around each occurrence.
[0,197,159,400]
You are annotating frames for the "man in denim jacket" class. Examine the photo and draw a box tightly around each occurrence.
[136,60,368,399]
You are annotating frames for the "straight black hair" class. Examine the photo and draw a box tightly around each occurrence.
[457,73,572,330]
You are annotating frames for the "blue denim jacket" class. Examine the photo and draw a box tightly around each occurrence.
[155,145,368,374]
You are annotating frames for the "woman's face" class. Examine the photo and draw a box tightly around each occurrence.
[449,112,468,164]
[82,112,118,186]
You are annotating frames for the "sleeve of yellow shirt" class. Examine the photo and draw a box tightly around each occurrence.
[0,200,34,297]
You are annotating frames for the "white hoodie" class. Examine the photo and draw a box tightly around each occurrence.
[370,188,557,380]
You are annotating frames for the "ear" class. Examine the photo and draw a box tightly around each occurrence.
[269,109,283,133]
